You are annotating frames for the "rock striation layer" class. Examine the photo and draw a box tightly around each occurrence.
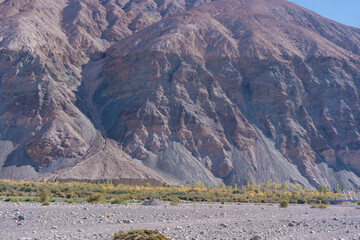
[1,0,360,189]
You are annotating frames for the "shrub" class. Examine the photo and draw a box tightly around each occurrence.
[318,204,327,209]
[66,192,75,199]
[39,188,50,205]
[113,230,170,240]
[4,197,19,202]
[111,198,127,205]
[297,199,307,204]
[86,193,103,204]
[311,204,327,209]
[170,196,181,206]
[279,200,289,208]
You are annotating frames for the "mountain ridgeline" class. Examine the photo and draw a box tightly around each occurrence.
[1,0,360,190]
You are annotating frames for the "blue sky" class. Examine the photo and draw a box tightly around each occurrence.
[287,0,360,29]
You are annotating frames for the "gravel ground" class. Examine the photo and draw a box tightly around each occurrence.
[1,201,360,240]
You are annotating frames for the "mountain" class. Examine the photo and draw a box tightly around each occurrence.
[1,0,360,189]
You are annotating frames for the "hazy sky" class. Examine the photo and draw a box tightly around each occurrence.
[287,0,360,29]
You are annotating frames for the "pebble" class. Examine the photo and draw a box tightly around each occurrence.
[220,223,228,227]
[251,235,262,240]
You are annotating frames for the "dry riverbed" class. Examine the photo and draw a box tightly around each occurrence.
[0,201,359,240]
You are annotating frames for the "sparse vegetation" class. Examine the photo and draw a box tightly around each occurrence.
[113,229,170,240]
[0,180,342,205]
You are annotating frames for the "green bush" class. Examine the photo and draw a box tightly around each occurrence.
[22,197,37,202]
[279,200,289,208]
[113,230,170,240]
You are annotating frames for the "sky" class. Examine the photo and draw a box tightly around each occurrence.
[287,0,360,29]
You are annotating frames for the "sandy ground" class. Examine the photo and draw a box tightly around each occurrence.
[0,201,360,240]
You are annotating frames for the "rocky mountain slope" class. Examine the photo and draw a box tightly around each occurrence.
[1,0,360,189]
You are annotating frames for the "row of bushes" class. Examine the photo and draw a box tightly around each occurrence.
[0,180,343,205]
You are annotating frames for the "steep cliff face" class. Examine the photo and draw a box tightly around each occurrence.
[1,0,360,189]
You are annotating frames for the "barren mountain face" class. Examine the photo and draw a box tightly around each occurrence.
[1,0,360,189]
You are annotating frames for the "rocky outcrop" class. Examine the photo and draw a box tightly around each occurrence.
[1,0,360,189]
